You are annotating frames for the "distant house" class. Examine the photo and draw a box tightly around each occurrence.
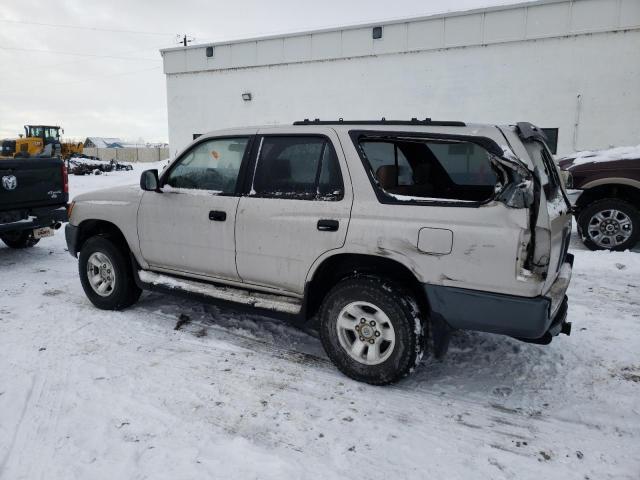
[84,137,161,149]
[84,137,125,148]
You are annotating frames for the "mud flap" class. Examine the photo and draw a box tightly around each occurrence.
[430,312,453,358]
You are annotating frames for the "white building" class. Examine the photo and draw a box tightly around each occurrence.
[161,0,640,155]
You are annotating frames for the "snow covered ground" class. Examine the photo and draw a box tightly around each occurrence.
[1,165,639,479]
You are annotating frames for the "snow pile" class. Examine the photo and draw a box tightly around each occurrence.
[68,157,133,176]
[570,144,640,166]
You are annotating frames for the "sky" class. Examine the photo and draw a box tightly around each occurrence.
[1,0,524,144]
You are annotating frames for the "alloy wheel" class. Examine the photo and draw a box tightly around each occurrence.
[587,209,633,248]
[86,252,116,297]
[336,301,396,365]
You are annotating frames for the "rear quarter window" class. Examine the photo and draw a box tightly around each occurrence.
[358,136,498,203]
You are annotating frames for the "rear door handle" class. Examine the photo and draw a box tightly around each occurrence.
[317,219,339,232]
[209,210,226,222]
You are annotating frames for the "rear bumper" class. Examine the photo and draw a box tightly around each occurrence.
[424,254,573,342]
[0,206,67,234]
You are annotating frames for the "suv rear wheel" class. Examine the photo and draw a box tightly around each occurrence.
[1,230,40,249]
[319,276,425,385]
[79,235,141,310]
[578,198,639,251]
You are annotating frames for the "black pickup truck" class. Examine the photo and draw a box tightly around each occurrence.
[0,157,68,248]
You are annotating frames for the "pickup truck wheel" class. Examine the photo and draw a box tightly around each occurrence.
[79,235,142,310]
[319,277,425,385]
[578,198,639,251]
[0,230,40,249]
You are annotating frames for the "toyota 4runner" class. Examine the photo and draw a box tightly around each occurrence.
[66,119,574,384]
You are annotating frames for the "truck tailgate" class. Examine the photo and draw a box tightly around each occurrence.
[0,158,67,210]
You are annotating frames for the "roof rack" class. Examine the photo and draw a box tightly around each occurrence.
[293,118,466,127]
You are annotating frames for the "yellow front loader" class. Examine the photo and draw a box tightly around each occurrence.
[2,125,82,159]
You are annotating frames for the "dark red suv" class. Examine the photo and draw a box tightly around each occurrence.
[558,146,640,251]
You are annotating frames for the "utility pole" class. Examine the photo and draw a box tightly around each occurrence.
[177,34,193,47]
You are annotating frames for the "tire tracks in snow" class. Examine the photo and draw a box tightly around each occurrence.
[0,375,36,476]
[47,291,638,477]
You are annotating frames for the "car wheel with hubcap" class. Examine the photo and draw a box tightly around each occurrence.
[319,276,425,385]
[79,235,141,310]
[578,198,639,251]
[86,251,117,297]
[336,301,396,366]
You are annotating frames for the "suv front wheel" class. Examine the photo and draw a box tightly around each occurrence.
[319,276,426,385]
[79,235,142,310]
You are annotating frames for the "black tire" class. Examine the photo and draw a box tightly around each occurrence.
[577,198,640,251]
[319,276,426,385]
[78,235,142,310]
[0,230,40,249]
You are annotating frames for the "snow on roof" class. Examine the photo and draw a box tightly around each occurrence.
[85,137,124,148]
[571,145,640,166]
[84,138,151,149]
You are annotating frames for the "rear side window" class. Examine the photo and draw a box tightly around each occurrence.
[361,142,413,185]
[428,143,497,186]
[359,137,497,203]
[252,136,343,200]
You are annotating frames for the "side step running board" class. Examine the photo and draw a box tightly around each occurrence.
[137,270,302,315]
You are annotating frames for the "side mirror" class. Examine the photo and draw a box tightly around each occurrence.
[140,169,161,192]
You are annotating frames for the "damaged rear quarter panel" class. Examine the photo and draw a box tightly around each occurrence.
[344,198,539,297]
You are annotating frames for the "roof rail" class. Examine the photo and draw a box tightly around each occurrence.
[293,118,466,127]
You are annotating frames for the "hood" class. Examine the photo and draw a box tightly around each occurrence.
[559,144,640,172]
[559,156,640,173]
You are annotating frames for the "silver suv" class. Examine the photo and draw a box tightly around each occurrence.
[66,119,574,384]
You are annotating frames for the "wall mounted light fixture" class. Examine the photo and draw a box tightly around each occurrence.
[242,92,252,101]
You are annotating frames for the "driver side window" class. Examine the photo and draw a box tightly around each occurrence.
[166,137,249,193]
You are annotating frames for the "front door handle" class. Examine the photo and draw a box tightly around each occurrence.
[317,219,339,232]
[209,210,226,222]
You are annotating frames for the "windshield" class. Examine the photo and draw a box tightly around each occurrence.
[27,126,59,140]
[44,127,60,140]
